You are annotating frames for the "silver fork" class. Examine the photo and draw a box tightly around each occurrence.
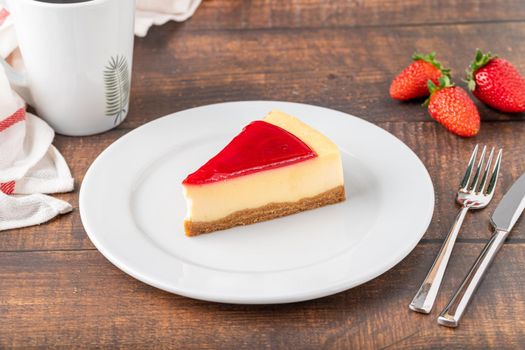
[409,145,503,314]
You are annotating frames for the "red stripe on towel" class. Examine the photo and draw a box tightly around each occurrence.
[0,181,15,194]
[0,108,25,132]
[0,8,9,25]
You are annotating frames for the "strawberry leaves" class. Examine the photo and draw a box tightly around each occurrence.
[466,49,495,91]
[413,52,451,78]
[424,75,455,106]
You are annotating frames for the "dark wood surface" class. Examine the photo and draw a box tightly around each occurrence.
[1,1,525,348]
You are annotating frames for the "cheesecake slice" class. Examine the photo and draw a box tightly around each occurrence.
[182,110,345,236]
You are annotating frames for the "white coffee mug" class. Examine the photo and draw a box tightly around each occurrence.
[1,0,135,136]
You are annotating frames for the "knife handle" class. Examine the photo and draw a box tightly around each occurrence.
[438,228,509,327]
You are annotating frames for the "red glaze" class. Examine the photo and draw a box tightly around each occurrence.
[183,120,317,185]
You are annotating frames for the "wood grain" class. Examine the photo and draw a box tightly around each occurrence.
[190,0,525,30]
[127,21,525,128]
[2,0,525,348]
[0,244,524,348]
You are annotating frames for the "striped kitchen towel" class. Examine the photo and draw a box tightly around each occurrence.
[0,8,73,231]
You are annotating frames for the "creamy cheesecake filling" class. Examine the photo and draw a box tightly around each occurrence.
[185,186,345,235]
[264,110,337,158]
[183,154,343,222]
[182,110,345,226]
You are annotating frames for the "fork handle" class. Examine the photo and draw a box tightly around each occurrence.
[409,206,469,314]
[438,228,509,327]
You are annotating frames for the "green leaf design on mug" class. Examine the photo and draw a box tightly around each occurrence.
[104,55,130,125]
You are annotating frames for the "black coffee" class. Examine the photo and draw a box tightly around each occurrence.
[33,0,93,3]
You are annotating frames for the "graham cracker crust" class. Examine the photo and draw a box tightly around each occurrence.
[185,185,345,236]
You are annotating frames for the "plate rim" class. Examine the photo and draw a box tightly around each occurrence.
[80,100,435,304]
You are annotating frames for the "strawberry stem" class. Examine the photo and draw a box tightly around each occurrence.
[412,52,451,78]
[424,75,455,106]
[465,48,496,91]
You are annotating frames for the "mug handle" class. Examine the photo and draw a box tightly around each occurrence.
[0,55,34,106]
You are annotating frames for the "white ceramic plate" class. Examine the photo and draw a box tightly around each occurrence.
[80,101,434,304]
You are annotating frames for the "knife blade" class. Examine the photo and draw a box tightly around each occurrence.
[438,171,525,328]
[491,172,525,232]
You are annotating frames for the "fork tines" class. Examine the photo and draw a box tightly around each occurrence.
[460,145,503,195]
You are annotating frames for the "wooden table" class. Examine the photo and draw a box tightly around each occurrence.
[2,1,525,348]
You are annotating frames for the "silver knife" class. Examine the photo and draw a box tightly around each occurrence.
[438,171,525,327]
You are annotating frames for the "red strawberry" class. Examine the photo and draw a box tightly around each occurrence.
[466,49,525,113]
[426,76,480,137]
[390,52,450,101]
